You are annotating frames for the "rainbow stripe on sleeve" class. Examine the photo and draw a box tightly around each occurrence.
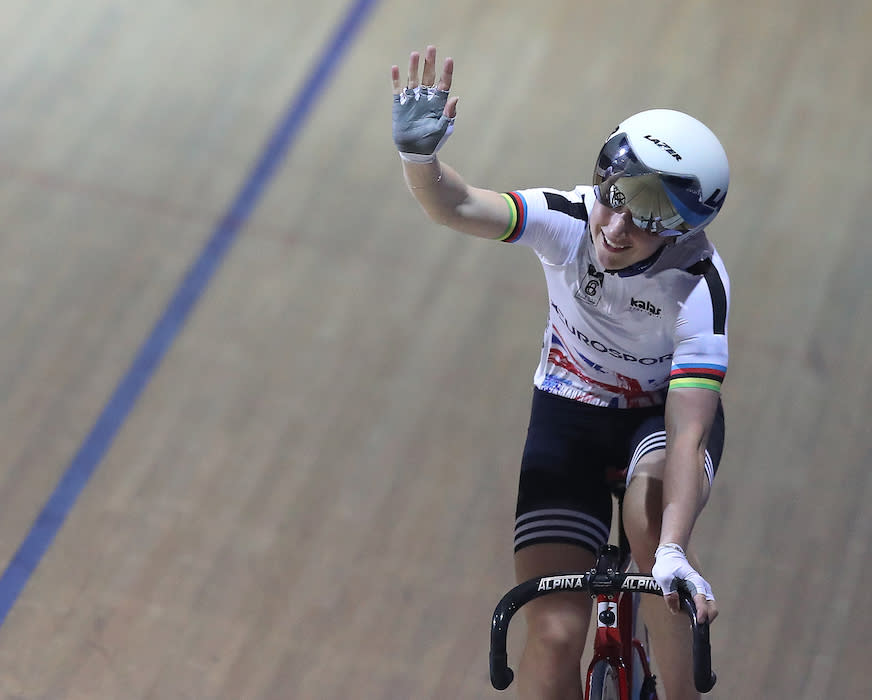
[669,363,726,392]
[499,191,527,242]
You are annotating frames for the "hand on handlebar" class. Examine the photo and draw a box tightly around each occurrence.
[390,45,459,160]
[652,544,718,624]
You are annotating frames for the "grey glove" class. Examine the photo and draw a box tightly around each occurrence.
[392,85,455,161]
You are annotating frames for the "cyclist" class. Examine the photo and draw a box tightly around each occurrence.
[391,46,729,700]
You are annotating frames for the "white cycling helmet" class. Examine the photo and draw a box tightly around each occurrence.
[592,109,729,236]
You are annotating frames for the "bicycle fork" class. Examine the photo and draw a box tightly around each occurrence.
[585,592,630,698]
[584,591,658,699]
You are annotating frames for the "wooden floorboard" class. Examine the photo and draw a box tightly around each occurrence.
[0,0,868,697]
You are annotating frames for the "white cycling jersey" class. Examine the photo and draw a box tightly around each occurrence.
[500,186,730,408]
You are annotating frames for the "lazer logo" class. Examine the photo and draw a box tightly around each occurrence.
[623,576,661,592]
[644,134,682,161]
[630,297,662,317]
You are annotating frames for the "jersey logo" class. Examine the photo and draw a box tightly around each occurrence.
[629,297,662,317]
[577,264,604,306]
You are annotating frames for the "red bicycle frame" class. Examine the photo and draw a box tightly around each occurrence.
[584,587,658,699]
[586,592,631,697]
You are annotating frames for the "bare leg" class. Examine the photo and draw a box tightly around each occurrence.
[514,543,597,699]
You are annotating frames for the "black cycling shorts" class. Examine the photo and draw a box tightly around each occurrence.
[514,388,725,555]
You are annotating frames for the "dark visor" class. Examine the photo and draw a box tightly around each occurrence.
[593,133,711,236]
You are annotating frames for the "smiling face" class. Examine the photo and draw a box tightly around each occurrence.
[588,198,667,270]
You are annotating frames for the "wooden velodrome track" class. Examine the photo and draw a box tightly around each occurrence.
[0,0,868,698]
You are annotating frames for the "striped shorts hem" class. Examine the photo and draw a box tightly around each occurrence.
[626,430,715,486]
[514,508,610,555]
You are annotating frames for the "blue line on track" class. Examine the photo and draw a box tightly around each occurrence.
[0,0,378,628]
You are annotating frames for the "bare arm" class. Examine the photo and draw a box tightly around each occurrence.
[652,385,720,622]
[401,159,512,239]
[391,46,511,240]
[660,386,719,549]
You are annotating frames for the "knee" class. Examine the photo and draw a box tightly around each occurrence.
[525,600,589,663]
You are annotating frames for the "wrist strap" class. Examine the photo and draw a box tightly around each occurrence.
[655,542,685,557]
[398,151,437,164]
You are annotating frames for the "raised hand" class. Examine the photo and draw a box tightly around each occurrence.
[391,45,459,160]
